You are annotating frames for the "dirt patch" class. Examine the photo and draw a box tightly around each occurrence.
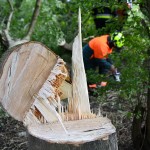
[0,114,27,150]
[0,111,134,150]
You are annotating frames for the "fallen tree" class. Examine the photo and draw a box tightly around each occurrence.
[0,7,118,150]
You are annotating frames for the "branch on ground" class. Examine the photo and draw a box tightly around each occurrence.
[58,38,73,51]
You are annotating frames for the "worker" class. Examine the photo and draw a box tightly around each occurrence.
[92,6,115,30]
[82,31,125,77]
[92,1,132,32]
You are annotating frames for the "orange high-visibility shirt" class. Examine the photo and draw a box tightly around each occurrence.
[89,35,113,59]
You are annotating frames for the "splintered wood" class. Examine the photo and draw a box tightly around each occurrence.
[24,9,96,128]
[24,56,96,127]
[0,42,59,121]
[68,8,94,120]
[24,58,68,125]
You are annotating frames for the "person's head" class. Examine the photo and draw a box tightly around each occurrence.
[111,31,125,49]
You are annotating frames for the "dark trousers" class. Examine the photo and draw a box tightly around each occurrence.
[83,44,113,74]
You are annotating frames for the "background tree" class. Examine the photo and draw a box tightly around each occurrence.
[129,0,150,149]
[95,1,150,149]
[0,0,42,49]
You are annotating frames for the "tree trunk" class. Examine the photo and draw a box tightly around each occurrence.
[132,50,150,150]
[27,117,117,150]
[143,54,150,150]
[28,133,118,150]
[132,103,145,150]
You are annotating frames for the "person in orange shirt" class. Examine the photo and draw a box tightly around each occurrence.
[83,31,125,75]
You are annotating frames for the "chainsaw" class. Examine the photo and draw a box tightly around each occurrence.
[88,71,121,89]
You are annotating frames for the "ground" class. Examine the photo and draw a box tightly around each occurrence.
[0,92,135,150]
[0,114,27,150]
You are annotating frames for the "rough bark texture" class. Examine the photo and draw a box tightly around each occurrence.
[27,117,117,150]
[28,133,118,150]
[132,103,145,150]
[144,59,150,150]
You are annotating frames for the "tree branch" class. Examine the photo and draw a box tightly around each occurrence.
[24,0,42,40]
[6,0,14,31]
[58,38,73,51]
[57,9,92,51]
[2,0,14,47]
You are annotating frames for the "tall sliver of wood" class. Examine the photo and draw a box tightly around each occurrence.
[0,8,118,150]
[68,8,91,119]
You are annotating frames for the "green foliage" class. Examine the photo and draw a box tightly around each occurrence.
[10,0,36,38]
[0,0,149,117]
[86,69,103,84]
[32,0,66,51]
[0,1,149,148]
[0,106,9,128]
[0,106,8,118]
[0,0,129,55]
[0,0,10,30]
[84,2,149,116]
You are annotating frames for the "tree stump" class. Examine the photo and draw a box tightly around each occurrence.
[28,118,117,150]
[0,41,118,150]
[28,133,118,150]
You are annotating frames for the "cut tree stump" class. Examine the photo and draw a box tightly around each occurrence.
[0,41,118,150]
[28,133,117,150]
[0,8,118,150]
[28,118,117,150]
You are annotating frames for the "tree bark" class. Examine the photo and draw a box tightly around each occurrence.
[27,117,118,150]
[28,133,118,150]
[144,51,150,150]
[132,103,145,150]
